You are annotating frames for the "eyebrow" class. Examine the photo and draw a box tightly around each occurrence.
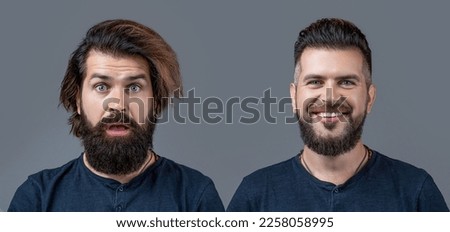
[90,74,149,82]
[302,74,361,83]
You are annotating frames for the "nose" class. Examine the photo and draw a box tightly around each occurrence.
[320,81,342,103]
[320,79,344,102]
[323,88,340,103]
[106,87,127,112]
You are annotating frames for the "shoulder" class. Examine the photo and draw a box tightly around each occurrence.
[370,150,433,194]
[245,156,296,179]
[27,156,81,185]
[155,156,224,211]
[156,156,215,186]
[239,156,297,188]
[227,156,298,211]
[372,151,429,179]
[372,150,448,211]
[8,156,81,211]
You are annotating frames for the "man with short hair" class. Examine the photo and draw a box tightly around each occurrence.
[9,19,224,212]
[227,18,448,211]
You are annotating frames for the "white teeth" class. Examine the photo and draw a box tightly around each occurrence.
[318,112,342,118]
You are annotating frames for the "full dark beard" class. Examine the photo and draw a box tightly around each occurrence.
[78,110,156,175]
[296,110,366,157]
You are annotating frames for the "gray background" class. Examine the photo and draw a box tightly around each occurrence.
[0,0,449,211]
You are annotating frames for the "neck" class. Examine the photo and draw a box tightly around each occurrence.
[301,141,370,185]
[83,151,156,184]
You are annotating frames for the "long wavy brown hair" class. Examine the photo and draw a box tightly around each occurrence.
[59,19,182,137]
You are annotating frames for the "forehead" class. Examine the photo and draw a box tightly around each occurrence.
[84,50,150,79]
[297,48,365,78]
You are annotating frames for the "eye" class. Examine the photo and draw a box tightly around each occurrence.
[94,83,108,92]
[306,80,323,87]
[128,84,141,93]
[339,80,356,88]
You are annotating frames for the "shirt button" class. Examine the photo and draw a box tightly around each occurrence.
[116,205,122,211]
[333,189,339,193]
[118,186,124,191]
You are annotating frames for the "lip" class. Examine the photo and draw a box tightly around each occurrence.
[318,113,341,123]
[308,110,350,123]
[105,124,130,136]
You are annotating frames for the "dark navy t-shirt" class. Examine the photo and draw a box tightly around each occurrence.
[8,155,224,212]
[227,150,449,212]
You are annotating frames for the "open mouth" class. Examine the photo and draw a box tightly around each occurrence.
[317,112,343,118]
[308,110,350,123]
[105,124,131,136]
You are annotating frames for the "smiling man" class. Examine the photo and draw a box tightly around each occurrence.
[227,18,448,212]
[8,19,224,212]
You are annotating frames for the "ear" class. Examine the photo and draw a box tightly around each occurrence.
[290,83,297,113]
[366,84,376,113]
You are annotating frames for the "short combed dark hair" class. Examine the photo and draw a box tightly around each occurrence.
[294,18,372,84]
[60,19,182,137]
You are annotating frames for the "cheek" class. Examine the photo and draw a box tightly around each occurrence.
[129,104,145,122]
[347,96,367,115]
[128,97,153,123]
[295,91,309,110]
[80,95,106,125]
[296,91,319,113]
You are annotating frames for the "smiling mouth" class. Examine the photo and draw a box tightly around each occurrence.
[309,110,349,116]
[317,112,343,118]
[307,110,351,123]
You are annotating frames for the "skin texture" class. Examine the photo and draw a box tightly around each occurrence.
[76,50,156,183]
[290,48,377,185]
[77,50,153,126]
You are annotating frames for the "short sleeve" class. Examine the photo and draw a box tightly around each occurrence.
[8,177,43,212]
[195,181,225,212]
[417,175,449,212]
[226,178,255,212]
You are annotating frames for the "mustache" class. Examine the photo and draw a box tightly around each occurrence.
[100,110,136,126]
[306,98,352,114]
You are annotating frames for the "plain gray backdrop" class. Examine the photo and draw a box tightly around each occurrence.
[1,0,449,211]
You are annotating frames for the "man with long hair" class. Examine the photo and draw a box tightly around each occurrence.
[9,19,224,212]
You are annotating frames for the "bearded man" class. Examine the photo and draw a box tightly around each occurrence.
[227,18,448,212]
[8,19,224,212]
